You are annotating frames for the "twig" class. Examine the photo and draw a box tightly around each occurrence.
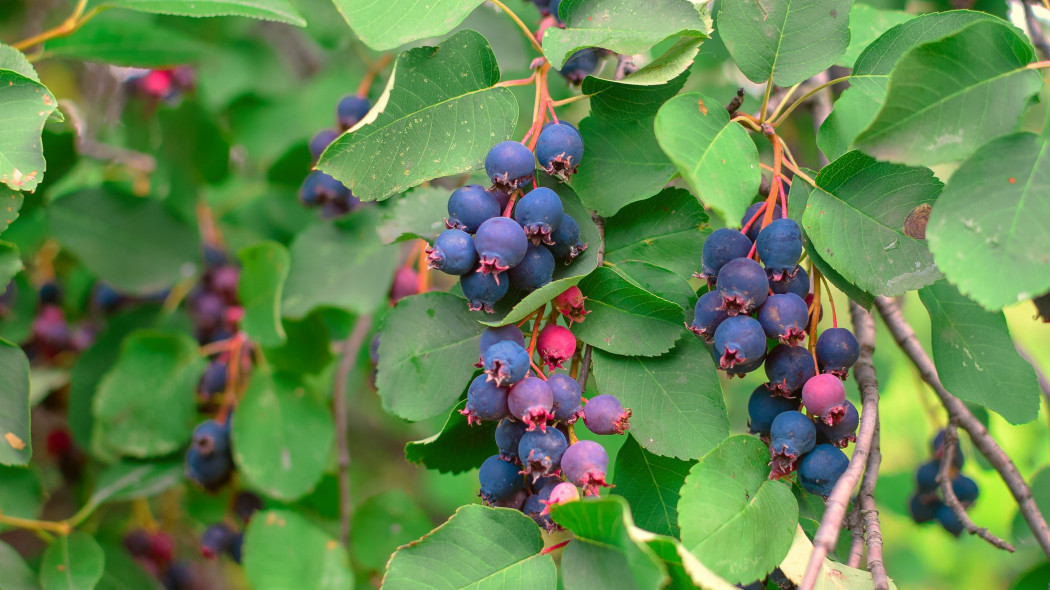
[489,0,545,54]
[333,315,373,546]
[1015,344,1050,401]
[846,505,864,568]
[936,423,1016,551]
[799,304,881,590]
[356,53,394,97]
[873,296,1050,560]
[11,0,97,51]
[1024,2,1050,61]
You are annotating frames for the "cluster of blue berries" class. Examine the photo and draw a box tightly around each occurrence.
[426,125,587,312]
[909,430,979,536]
[689,203,862,495]
[199,491,262,565]
[298,94,371,217]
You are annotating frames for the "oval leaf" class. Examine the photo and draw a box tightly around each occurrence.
[93,0,305,26]
[244,509,352,590]
[40,532,105,590]
[0,70,59,192]
[613,435,696,537]
[602,187,709,279]
[238,241,289,348]
[0,338,31,465]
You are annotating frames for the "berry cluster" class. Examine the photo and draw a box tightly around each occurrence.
[427,127,587,312]
[122,529,194,590]
[199,491,262,564]
[298,94,371,217]
[908,430,979,536]
[689,201,861,494]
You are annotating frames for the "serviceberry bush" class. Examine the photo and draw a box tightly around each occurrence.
[1,1,1050,589]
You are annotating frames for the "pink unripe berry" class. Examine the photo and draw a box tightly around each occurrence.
[389,267,419,303]
[801,374,847,426]
[553,286,590,325]
[540,482,580,515]
[537,324,576,370]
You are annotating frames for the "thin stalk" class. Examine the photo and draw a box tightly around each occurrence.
[771,76,850,127]
[489,0,545,54]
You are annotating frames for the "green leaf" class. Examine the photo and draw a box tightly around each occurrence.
[89,460,183,505]
[40,532,105,590]
[41,12,211,67]
[244,509,352,590]
[801,151,943,297]
[0,189,25,236]
[93,330,203,458]
[612,435,695,537]
[0,44,39,82]
[0,70,59,192]
[571,117,677,218]
[655,92,761,227]
[0,539,39,590]
[592,336,728,460]
[602,37,705,86]
[331,0,484,51]
[717,0,852,86]
[816,87,880,162]
[232,371,334,501]
[0,338,31,466]
[0,242,24,299]
[677,435,797,584]
[607,261,694,312]
[777,527,899,589]
[602,187,709,279]
[573,267,685,357]
[853,20,1041,166]
[0,465,43,531]
[96,545,163,590]
[552,496,668,590]
[582,70,690,121]
[544,0,709,70]
[49,188,200,295]
[238,241,289,348]
[262,313,333,375]
[838,5,912,68]
[383,505,556,590]
[375,186,449,244]
[918,280,1040,425]
[639,535,737,590]
[281,215,399,318]
[318,30,517,202]
[377,292,485,421]
[351,491,433,572]
[927,133,1050,310]
[90,0,306,26]
[405,400,497,474]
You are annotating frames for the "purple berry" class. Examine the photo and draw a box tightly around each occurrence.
[461,375,509,425]
[447,185,500,234]
[688,291,729,342]
[712,315,766,375]
[536,123,583,181]
[770,265,809,298]
[390,267,419,303]
[758,293,809,346]
[581,394,631,435]
[801,374,847,426]
[764,345,816,397]
[198,360,228,398]
[427,229,478,276]
[909,493,941,524]
[561,440,610,495]
[817,399,858,448]
[935,504,964,536]
[508,244,555,291]
[536,325,575,371]
[201,523,235,559]
[514,187,564,245]
[478,455,524,505]
[478,325,526,366]
[460,269,509,312]
[815,327,860,379]
[716,258,769,316]
[309,128,339,161]
[798,444,849,498]
[747,386,801,437]
[483,340,530,386]
[741,202,782,242]
[700,228,752,287]
[756,218,803,280]
[547,374,582,423]
[558,49,601,84]
[485,141,535,191]
[547,214,586,263]
[508,376,555,431]
[518,427,568,480]
[474,217,529,277]
[769,410,816,479]
[495,418,528,462]
[337,95,371,129]
[185,419,233,491]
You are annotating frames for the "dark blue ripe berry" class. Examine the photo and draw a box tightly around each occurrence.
[758,293,809,346]
[688,291,729,342]
[915,460,941,494]
[952,474,979,505]
[909,494,942,524]
[337,95,371,130]
[200,523,235,559]
[769,410,816,479]
[547,214,587,263]
[427,229,478,276]
[509,376,555,431]
[817,399,858,448]
[747,386,800,437]
[561,440,611,495]
[581,394,631,435]
[485,141,535,191]
[461,269,509,312]
[536,123,584,181]
[186,419,233,491]
[712,315,766,375]
[495,418,528,462]
[478,455,524,505]
[756,218,803,280]
[524,487,556,531]
[700,228,752,287]
[508,244,555,291]
[514,187,564,245]
[770,265,809,298]
[815,327,860,379]
[198,360,228,398]
[461,375,509,425]
[547,374,582,423]
[798,444,849,498]
[299,171,350,207]
[483,340,530,386]
[447,185,500,234]
[558,48,601,84]
[474,217,529,276]
[741,202,782,242]
[518,427,568,480]
[478,325,526,366]
[930,429,965,469]
[935,504,964,537]
[716,258,769,316]
[309,128,339,161]
[764,345,816,397]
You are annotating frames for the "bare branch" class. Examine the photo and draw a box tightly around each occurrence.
[873,296,1050,560]
[333,314,373,546]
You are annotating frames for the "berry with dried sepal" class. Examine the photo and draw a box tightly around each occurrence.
[700,228,752,287]
[756,219,803,280]
[540,481,580,515]
[479,455,525,505]
[427,229,477,276]
[547,374,582,423]
[474,217,529,276]
[461,269,509,312]
[200,524,236,559]
[518,427,568,480]
[688,291,729,342]
[769,410,816,478]
[508,244,556,291]
[461,375,510,425]
[547,214,587,263]
[508,376,556,431]
[713,315,767,375]
[524,487,555,531]
[553,285,590,324]
[770,265,809,298]
[748,386,801,438]
[537,325,576,371]
[447,184,500,234]
[514,187,564,245]
[581,394,631,435]
[816,400,858,448]
[797,444,849,498]
[483,341,530,386]
[337,95,371,129]
[935,504,964,537]
[495,418,528,462]
[815,327,860,379]
[558,48,602,84]
[716,258,769,316]
[758,293,809,346]
[485,141,535,191]
[478,325,526,367]
[185,419,233,491]
[536,123,584,181]
[764,345,816,397]
[802,374,847,426]
[561,440,611,495]
[741,202,783,242]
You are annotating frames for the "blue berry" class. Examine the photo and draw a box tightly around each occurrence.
[930,429,965,469]
[952,474,979,505]
[478,325,526,366]
[741,202,782,242]
[514,187,564,245]
[712,315,766,375]
[185,419,233,491]
[770,265,809,298]
[524,487,556,531]
[447,185,500,234]
[581,394,631,435]
[508,244,555,291]
[474,217,529,276]
[485,141,535,191]
[198,360,227,398]
[915,460,941,494]
[747,386,800,437]
[547,214,586,263]
[688,291,729,342]
[536,123,584,181]
[758,293,809,346]
[337,95,371,129]
[478,455,524,505]
[756,218,803,280]
[764,344,816,397]
[427,229,477,276]
[483,340,530,386]
[798,444,849,498]
[716,257,769,315]
[909,494,941,524]
[935,504,964,537]
[547,374,582,423]
[561,440,610,495]
[460,269,509,312]
[93,282,124,311]
[700,229,752,286]
[508,376,555,431]
[298,170,353,208]
[201,523,235,559]
[769,410,816,478]
[518,427,568,480]
[816,328,860,379]
[558,49,601,84]
[461,375,509,425]
[309,128,339,161]
[495,418,528,462]
[817,399,858,448]
[532,0,552,16]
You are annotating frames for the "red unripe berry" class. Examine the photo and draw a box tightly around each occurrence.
[537,325,576,370]
[390,267,420,303]
[553,286,590,325]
